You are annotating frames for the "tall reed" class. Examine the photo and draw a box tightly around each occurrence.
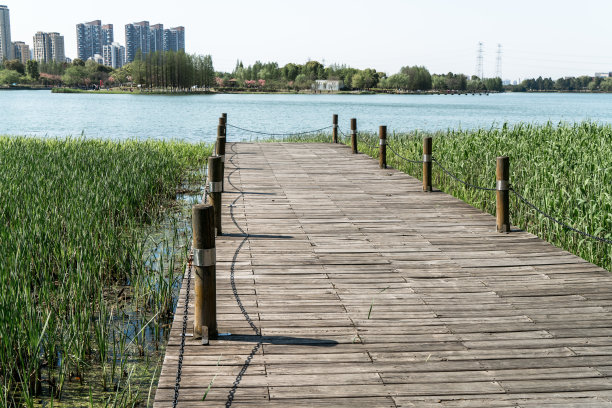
[0,136,211,406]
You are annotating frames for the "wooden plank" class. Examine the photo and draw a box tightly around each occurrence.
[156,142,612,407]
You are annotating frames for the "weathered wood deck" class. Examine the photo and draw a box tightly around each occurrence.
[155,142,612,407]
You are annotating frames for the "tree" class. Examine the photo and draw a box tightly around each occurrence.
[26,60,39,80]
[281,63,300,82]
[201,55,215,89]
[303,60,324,80]
[385,73,411,89]
[467,79,485,91]
[351,73,365,89]
[361,68,379,88]
[484,77,503,92]
[432,75,447,90]
[601,78,612,92]
[445,72,467,90]
[294,74,311,89]
[399,66,432,90]
[0,69,23,85]
[62,65,88,87]
[39,60,67,75]
[72,58,85,67]
[3,59,25,74]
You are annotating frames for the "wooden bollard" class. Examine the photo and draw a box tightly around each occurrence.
[217,119,226,192]
[208,156,223,236]
[192,203,217,342]
[496,156,510,233]
[379,126,387,169]
[332,114,338,143]
[423,137,432,192]
[221,114,227,143]
[217,118,226,151]
[351,118,358,154]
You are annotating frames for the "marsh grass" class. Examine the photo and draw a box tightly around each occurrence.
[0,136,212,406]
[280,122,611,271]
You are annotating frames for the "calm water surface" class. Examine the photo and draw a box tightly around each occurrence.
[2,91,612,142]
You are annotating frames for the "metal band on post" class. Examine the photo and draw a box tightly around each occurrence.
[423,154,432,162]
[379,139,387,146]
[209,181,223,193]
[193,248,216,267]
[496,180,509,191]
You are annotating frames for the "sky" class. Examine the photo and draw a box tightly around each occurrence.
[6,0,612,81]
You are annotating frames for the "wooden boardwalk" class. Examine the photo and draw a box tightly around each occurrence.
[155,142,612,407]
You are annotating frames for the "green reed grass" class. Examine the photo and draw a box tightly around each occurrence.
[0,136,211,406]
[281,122,611,271]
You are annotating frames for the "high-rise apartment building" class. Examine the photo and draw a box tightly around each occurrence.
[125,21,185,62]
[76,20,102,61]
[125,21,149,63]
[0,5,13,62]
[33,31,51,62]
[49,32,65,62]
[13,41,29,64]
[103,42,125,69]
[150,23,164,53]
[164,26,185,52]
[102,24,113,46]
[33,31,64,63]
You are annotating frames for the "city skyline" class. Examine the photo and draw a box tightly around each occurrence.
[3,0,612,80]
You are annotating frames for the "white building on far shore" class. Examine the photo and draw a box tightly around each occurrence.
[314,79,344,91]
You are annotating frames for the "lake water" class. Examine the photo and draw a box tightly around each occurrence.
[2,90,612,142]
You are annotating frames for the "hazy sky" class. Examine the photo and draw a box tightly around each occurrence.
[6,0,612,80]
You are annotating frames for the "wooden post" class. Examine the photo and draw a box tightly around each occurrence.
[332,114,338,143]
[351,118,358,154]
[222,113,227,144]
[496,156,510,233]
[423,137,432,192]
[379,126,387,169]
[208,156,223,236]
[192,203,217,342]
[217,120,226,192]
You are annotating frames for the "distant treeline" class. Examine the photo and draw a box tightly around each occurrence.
[508,75,612,92]
[0,51,214,91]
[217,61,504,92]
[2,53,611,93]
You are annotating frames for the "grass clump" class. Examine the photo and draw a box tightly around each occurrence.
[0,136,212,406]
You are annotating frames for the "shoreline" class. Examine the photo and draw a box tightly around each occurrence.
[3,86,612,96]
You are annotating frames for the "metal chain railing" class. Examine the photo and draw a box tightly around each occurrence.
[387,143,422,164]
[172,254,193,408]
[432,157,497,191]
[226,123,332,137]
[510,186,612,245]
[358,133,379,150]
[337,127,350,143]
